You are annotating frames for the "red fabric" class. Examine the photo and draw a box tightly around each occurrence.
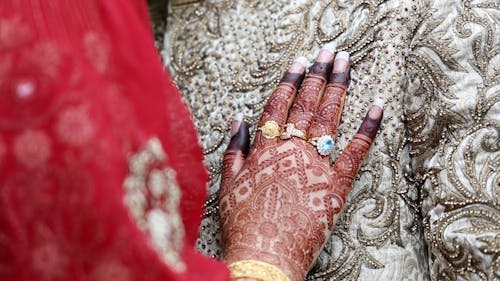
[0,1,228,280]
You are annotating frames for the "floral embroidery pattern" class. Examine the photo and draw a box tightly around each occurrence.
[123,138,187,272]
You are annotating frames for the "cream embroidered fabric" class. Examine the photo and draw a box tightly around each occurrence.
[161,0,499,280]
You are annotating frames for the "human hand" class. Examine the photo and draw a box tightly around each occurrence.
[219,46,384,281]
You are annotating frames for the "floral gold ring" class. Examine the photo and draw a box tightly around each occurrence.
[258,121,282,139]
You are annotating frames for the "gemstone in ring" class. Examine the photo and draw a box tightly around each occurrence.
[281,123,307,140]
[258,121,281,139]
[309,135,335,156]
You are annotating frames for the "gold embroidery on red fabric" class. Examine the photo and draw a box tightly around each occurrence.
[123,138,186,272]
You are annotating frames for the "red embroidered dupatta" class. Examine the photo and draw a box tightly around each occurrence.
[0,1,228,280]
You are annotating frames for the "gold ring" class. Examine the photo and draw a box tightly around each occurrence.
[258,121,281,139]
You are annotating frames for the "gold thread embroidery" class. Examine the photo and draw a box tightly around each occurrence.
[123,137,186,272]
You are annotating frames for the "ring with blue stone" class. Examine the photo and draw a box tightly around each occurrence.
[309,135,335,156]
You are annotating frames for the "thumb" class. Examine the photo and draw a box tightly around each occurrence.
[220,113,250,194]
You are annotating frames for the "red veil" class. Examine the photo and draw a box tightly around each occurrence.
[0,1,228,280]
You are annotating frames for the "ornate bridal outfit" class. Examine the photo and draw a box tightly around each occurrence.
[162,0,499,280]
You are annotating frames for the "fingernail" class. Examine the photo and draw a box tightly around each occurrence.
[369,98,384,119]
[329,51,350,84]
[230,112,243,136]
[333,51,350,72]
[289,56,308,73]
[323,42,336,55]
[310,44,335,76]
[318,50,333,62]
[373,97,385,108]
[282,57,307,88]
[317,43,336,63]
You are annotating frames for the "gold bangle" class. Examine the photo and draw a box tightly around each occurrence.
[229,259,291,281]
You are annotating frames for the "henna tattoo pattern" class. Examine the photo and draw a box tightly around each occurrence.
[308,55,350,140]
[220,103,383,281]
[221,46,382,281]
[221,121,250,195]
[307,82,347,138]
[287,62,333,132]
[220,138,343,280]
[259,72,305,129]
[221,149,240,197]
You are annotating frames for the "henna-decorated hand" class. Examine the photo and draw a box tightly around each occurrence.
[219,46,384,281]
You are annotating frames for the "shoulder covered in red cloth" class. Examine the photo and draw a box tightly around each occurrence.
[0,1,228,280]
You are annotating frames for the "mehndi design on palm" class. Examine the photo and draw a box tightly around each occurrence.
[219,45,384,281]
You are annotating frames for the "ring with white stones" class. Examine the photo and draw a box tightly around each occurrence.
[309,135,335,156]
[281,123,307,140]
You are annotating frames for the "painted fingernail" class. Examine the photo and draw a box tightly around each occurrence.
[230,112,244,137]
[282,57,307,88]
[317,42,336,63]
[323,42,336,54]
[369,98,384,119]
[333,51,350,73]
[310,43,335,76]
[289,56,308,73]
[330,51,350,84]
